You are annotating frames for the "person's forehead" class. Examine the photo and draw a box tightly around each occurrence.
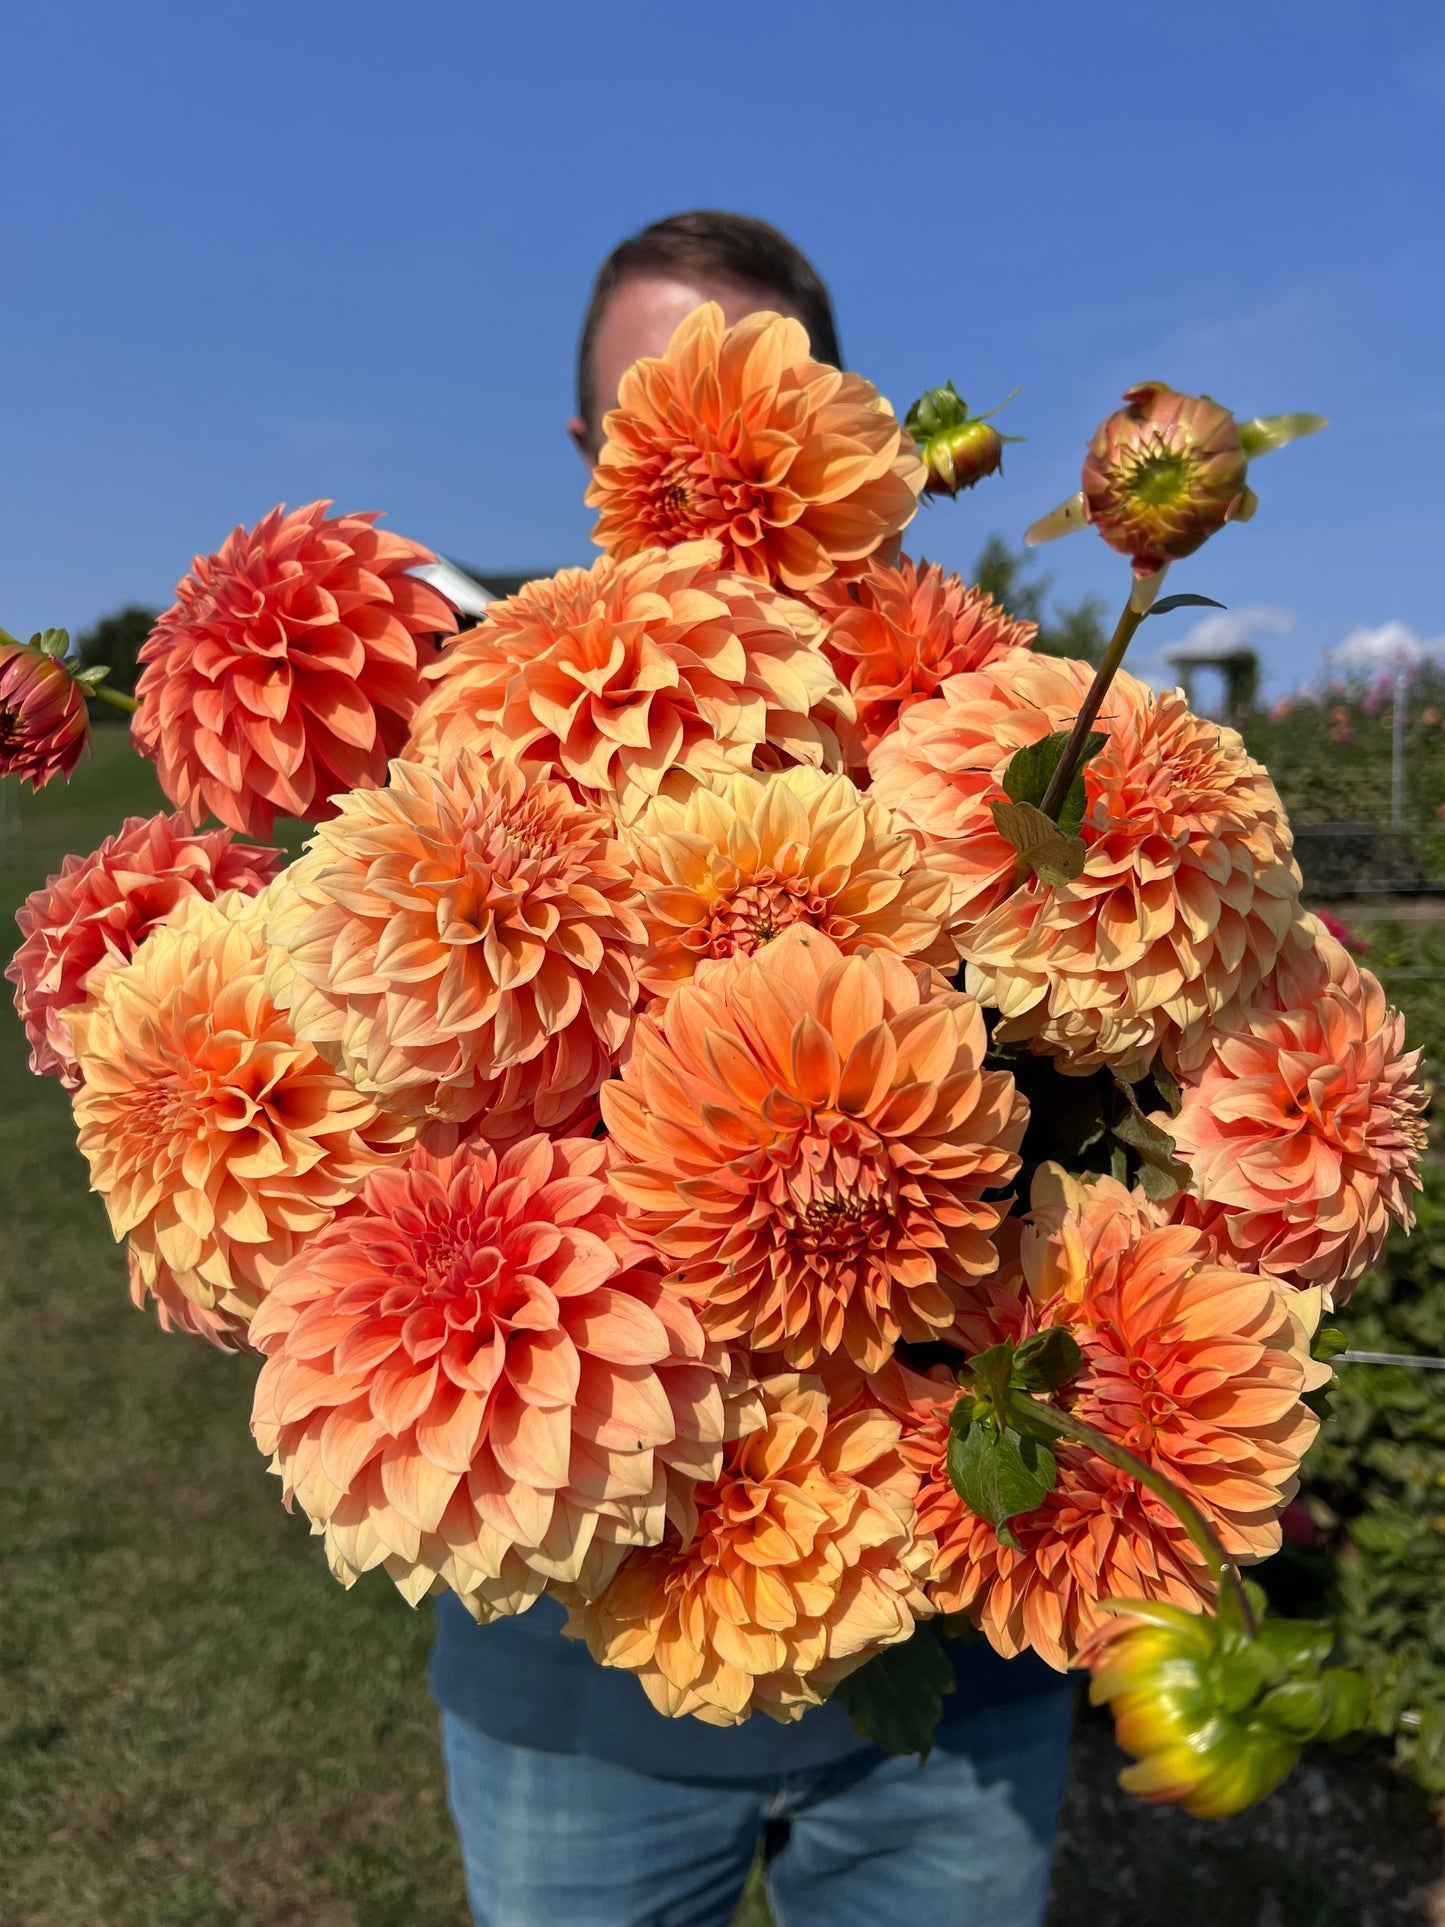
[589,271,804,416]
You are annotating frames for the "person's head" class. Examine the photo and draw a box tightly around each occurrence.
[570,210,841,464]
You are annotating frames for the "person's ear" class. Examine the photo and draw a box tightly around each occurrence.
[567,417,597,469]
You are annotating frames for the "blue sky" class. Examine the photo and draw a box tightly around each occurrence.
[3,0,1441,698]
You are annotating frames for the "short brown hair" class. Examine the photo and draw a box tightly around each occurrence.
[576,210,842,430]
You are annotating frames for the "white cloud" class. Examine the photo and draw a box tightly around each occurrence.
[1132,605,1295,693]
[1325,621,1445,677]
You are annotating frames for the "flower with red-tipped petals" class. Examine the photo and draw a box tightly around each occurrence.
[1,634,90,792]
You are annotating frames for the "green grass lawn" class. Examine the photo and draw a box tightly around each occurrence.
[2,740,1438,1927]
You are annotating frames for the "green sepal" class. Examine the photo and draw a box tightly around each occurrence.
[29,627,71,659]
[1024,491,1088,547]
[72,664,113,688]
[837,1624,955,1759]
[1310,1326,1349,1363]
[1236,412,1327,460]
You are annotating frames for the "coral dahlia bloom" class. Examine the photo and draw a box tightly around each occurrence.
[602,926,1026,1374]
[627,767,959,998]
[811,557,1035,759]
[872,650,1299,1078]
[404,543,850,826]
[0,637,90,792]
[563,1373,931,1724]
[586,304,924,592]
[132,501,456,839]
[66,890,411,1333]
[265,753,645,1130]
[250,1136,761,1618]
[891,1168,1324,1671]
[8,812,281,1087]
[1166,919,1426,1303]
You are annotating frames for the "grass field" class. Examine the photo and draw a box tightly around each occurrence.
[2,738,1440,1927]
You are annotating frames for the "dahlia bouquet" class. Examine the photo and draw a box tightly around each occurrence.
[7,305,1427,1819]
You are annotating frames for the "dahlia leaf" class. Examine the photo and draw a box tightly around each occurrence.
[947,1419,1057,1552]
[1111,1085,1192,1199]
[1012,1326,1083,1393]
[837,1623,955,1759]
[999,727,1106,837]
[1142,594,1227,620]
[991,799,1086,886]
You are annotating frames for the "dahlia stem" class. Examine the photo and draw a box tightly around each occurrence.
[1013,1397,1258,1637]
[1037,569,1166,822]
[87,684,139,715]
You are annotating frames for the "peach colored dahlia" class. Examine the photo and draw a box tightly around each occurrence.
[0,636,90,792]
[811,556,1035,760]
[131,502,456,839]
[626,767,959,999]
[264,753,645,1131]
[66,889,411,1335]
[602,926,1026,1374]
[1166,919,1426,1303]
[128,1245,251,1351]
[8,812,281,1088]
[585,304,924,592]
[890,1168,1324,1671]
[249,1136,762,1617]
[873,649,1300,1079]
[562,1372,931,1724]
[404,543,850,826]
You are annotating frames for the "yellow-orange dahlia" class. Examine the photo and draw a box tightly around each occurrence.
[8,812,281,1088]
[602,926,1026,1374]
[811,557,1035,759]
[585,304,923,592]
[65,890,411,1335]
[873,649,1300,1078]
[891,1168,1324,1671]
[1166,919,1426,1303]
[626,767,959,998]
[264,753,645,1131]
[404,543,850,825]
[131,501,456,839]
[562,1372,931,1724]
[249,1136,762,1618]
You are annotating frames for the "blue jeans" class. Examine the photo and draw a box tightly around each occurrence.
[441,1689,1072,1927]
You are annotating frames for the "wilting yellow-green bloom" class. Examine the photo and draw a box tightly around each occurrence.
[904,383,1022,497]
[1080,1595,1368,1819]
[1026,382,1325,578]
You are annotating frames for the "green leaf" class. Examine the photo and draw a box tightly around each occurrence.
[990,798,1086,886]
[1111,1083,1193,1200]
[837,1624,955,1758]
[1012,1326,1082,1393]
[947,1419,1057,1552]
[999,728,1106,838]
[1143,594,1227,620]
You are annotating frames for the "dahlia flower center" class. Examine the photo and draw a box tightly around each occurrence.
[1119,441,1197,509]
[706,879,816,954]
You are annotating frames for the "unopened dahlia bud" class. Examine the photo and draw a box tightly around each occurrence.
[0,629,91,793]
[1081,1596,1369,1819]
[1026,383,1325,577]
[905,383,1021,497]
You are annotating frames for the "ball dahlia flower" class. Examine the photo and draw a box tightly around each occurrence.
[8,811,281,1087]
[249,1136,762,1618]
[602,926,1026,1374]
[403,543,851,826]
[872,650,1300,1079]
[562,1372,931,1724]
[66,889,412,1338]
[131,502,456,839]
[1165,919,1426,1303]
[810,556,1035,760]
[626,767,959,999]
[0,635,90,792]
[886,1167,1325,1671]
[264,753,646,1132]
[585,303,924,592]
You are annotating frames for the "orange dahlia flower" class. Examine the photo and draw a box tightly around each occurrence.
[404,543,850,826]
[562,1372,931,1724]
[885,1168,1324,1671]
[873,650,1300,1078]
[602,926,1026,1374]
[131,502,456,839]
[128,1245,251,1351]
[8,812,281,1088]
[66,889,411,1335]
[249,1136,762,1617]
[811,557,1035,759]
[1166,919,1426,1303]
[265,753,645,1131]
[0,635,90,792]
[626,767,959,998]
[585,304,924,592]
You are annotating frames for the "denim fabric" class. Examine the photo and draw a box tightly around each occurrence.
[441,1686,1073,1927]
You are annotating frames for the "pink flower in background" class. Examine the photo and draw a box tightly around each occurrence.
[1315,909,1369,957]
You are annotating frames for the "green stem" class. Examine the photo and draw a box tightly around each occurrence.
[88,684,139,715]
[1014,1397,1258,1637]
[1037,574,1162,822]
